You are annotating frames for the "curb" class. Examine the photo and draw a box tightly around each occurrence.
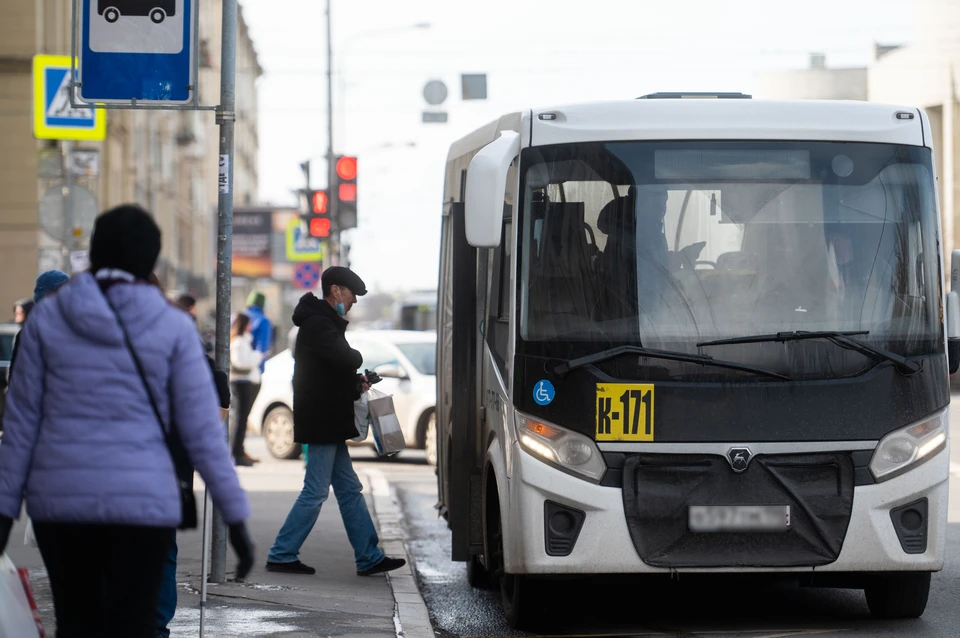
[366,467,435,638]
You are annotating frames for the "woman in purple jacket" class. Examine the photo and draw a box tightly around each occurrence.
[0,205,254,638]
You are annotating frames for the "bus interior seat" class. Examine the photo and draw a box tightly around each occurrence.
[596,189,638,320]
[526,200,598,337]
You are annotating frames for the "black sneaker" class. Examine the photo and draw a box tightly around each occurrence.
[357,556,406,576]
[265,560,316,574]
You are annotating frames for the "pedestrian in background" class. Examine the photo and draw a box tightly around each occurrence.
[245,290,272,371]
[0,204,254,638]
[240,290,271,464]
[6,270,68,385]
[33,270,69,304]
[266,266,405,577]
[6,298,34,382]
[175,293,198,320]
[230,312,263,467]
[12,298,34,326]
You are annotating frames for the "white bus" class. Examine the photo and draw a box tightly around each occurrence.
[435,94,957,628]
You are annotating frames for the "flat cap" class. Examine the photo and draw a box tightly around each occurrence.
[321,266,367,296]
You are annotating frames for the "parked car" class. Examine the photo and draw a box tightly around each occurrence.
[249,330,438,465]
[0,322,22,424]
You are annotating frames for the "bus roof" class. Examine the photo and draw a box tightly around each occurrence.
[530,99,926,148]
[446,100,929,161]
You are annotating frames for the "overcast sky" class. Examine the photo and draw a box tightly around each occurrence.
[238,0,917,293]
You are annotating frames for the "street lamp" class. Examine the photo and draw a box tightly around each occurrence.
[336,22,432,148]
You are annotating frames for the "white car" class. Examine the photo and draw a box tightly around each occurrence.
[248,330,438,465]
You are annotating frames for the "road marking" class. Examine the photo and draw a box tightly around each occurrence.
[951,462,960,478]
[473,631,849,638]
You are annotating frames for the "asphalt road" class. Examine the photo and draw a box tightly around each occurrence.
[362,414,960,638]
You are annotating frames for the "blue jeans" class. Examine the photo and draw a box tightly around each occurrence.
[268,442,384,571]
[155,531,178,637]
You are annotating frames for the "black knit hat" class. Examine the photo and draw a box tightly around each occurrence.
[89,204,162,280]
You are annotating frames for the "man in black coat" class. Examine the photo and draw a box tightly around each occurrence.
[266,266,405,576]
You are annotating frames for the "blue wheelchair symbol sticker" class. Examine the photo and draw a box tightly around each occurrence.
[533,380,555,406]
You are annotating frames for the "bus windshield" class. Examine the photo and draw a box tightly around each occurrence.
[518,141,942,379]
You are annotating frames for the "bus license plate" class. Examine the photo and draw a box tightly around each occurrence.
[688,505,791,533]
[595,383,655,441]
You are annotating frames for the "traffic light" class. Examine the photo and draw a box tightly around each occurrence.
[303,189,331,237]
[311,189,328,214]
[334,155,357,229]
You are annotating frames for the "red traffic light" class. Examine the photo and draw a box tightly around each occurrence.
[339,183,357,202]
[309,217,331,237]
[336,156,358,181]
[312,190,328,214]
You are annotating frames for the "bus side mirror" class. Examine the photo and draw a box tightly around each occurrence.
[465,130,519,248]
[947,291,960,374]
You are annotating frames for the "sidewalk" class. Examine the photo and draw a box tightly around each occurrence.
[6,438,430,638]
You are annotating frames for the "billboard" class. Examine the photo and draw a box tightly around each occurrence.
[232,209,272,278]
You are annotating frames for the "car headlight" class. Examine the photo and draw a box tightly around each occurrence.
[869,412,947,483]
[515,412,606,483]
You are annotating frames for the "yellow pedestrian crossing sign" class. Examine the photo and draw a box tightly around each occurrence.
[286,218,325,262]
[33,55,107,141]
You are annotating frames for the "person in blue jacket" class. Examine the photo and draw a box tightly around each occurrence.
[0,204,253,637]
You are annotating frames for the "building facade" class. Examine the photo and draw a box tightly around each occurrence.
[754,0,960,258]
[754,53,868,102]
[0,0,261,316]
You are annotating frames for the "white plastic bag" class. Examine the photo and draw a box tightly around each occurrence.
[367,388,406,456]
[0,554,42,638]
[23,518,36,548]
[351,393,370,443]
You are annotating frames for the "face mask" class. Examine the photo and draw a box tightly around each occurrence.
[333,289,346,316]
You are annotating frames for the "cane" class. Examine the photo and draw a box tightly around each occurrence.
[200,488,211,637]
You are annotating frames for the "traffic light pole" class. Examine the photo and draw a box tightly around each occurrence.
[325,0,340,265]
[210,0,239,584]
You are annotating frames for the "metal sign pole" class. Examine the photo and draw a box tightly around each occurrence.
[210,0,239,584]
[326,0,340,266]
[62,140,74,273]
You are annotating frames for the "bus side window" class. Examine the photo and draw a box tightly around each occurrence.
[487,217,512,379]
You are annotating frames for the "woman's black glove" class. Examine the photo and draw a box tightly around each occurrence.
[0,515,13,554]
[228,522,255,580]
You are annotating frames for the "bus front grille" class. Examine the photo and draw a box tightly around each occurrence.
[620,452,855,568]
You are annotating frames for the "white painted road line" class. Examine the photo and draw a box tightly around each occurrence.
[951,461,960,478]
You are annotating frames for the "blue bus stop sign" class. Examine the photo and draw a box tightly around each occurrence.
[79,0,195,104]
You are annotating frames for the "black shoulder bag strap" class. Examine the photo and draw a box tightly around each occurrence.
[99,284,198,529]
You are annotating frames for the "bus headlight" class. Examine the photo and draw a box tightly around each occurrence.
[515,412,606,483]
[869,412,947,483]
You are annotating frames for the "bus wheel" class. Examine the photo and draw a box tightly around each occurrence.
[493,518,541,628]
[864,572,931,618]
[466,554,490,589]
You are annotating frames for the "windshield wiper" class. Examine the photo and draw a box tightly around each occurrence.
[696,331,922,376]
[552,345,789,380]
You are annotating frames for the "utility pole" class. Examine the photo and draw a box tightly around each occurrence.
[325,0,339,265]
[62,139,74,273]
[209,0,239,584]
